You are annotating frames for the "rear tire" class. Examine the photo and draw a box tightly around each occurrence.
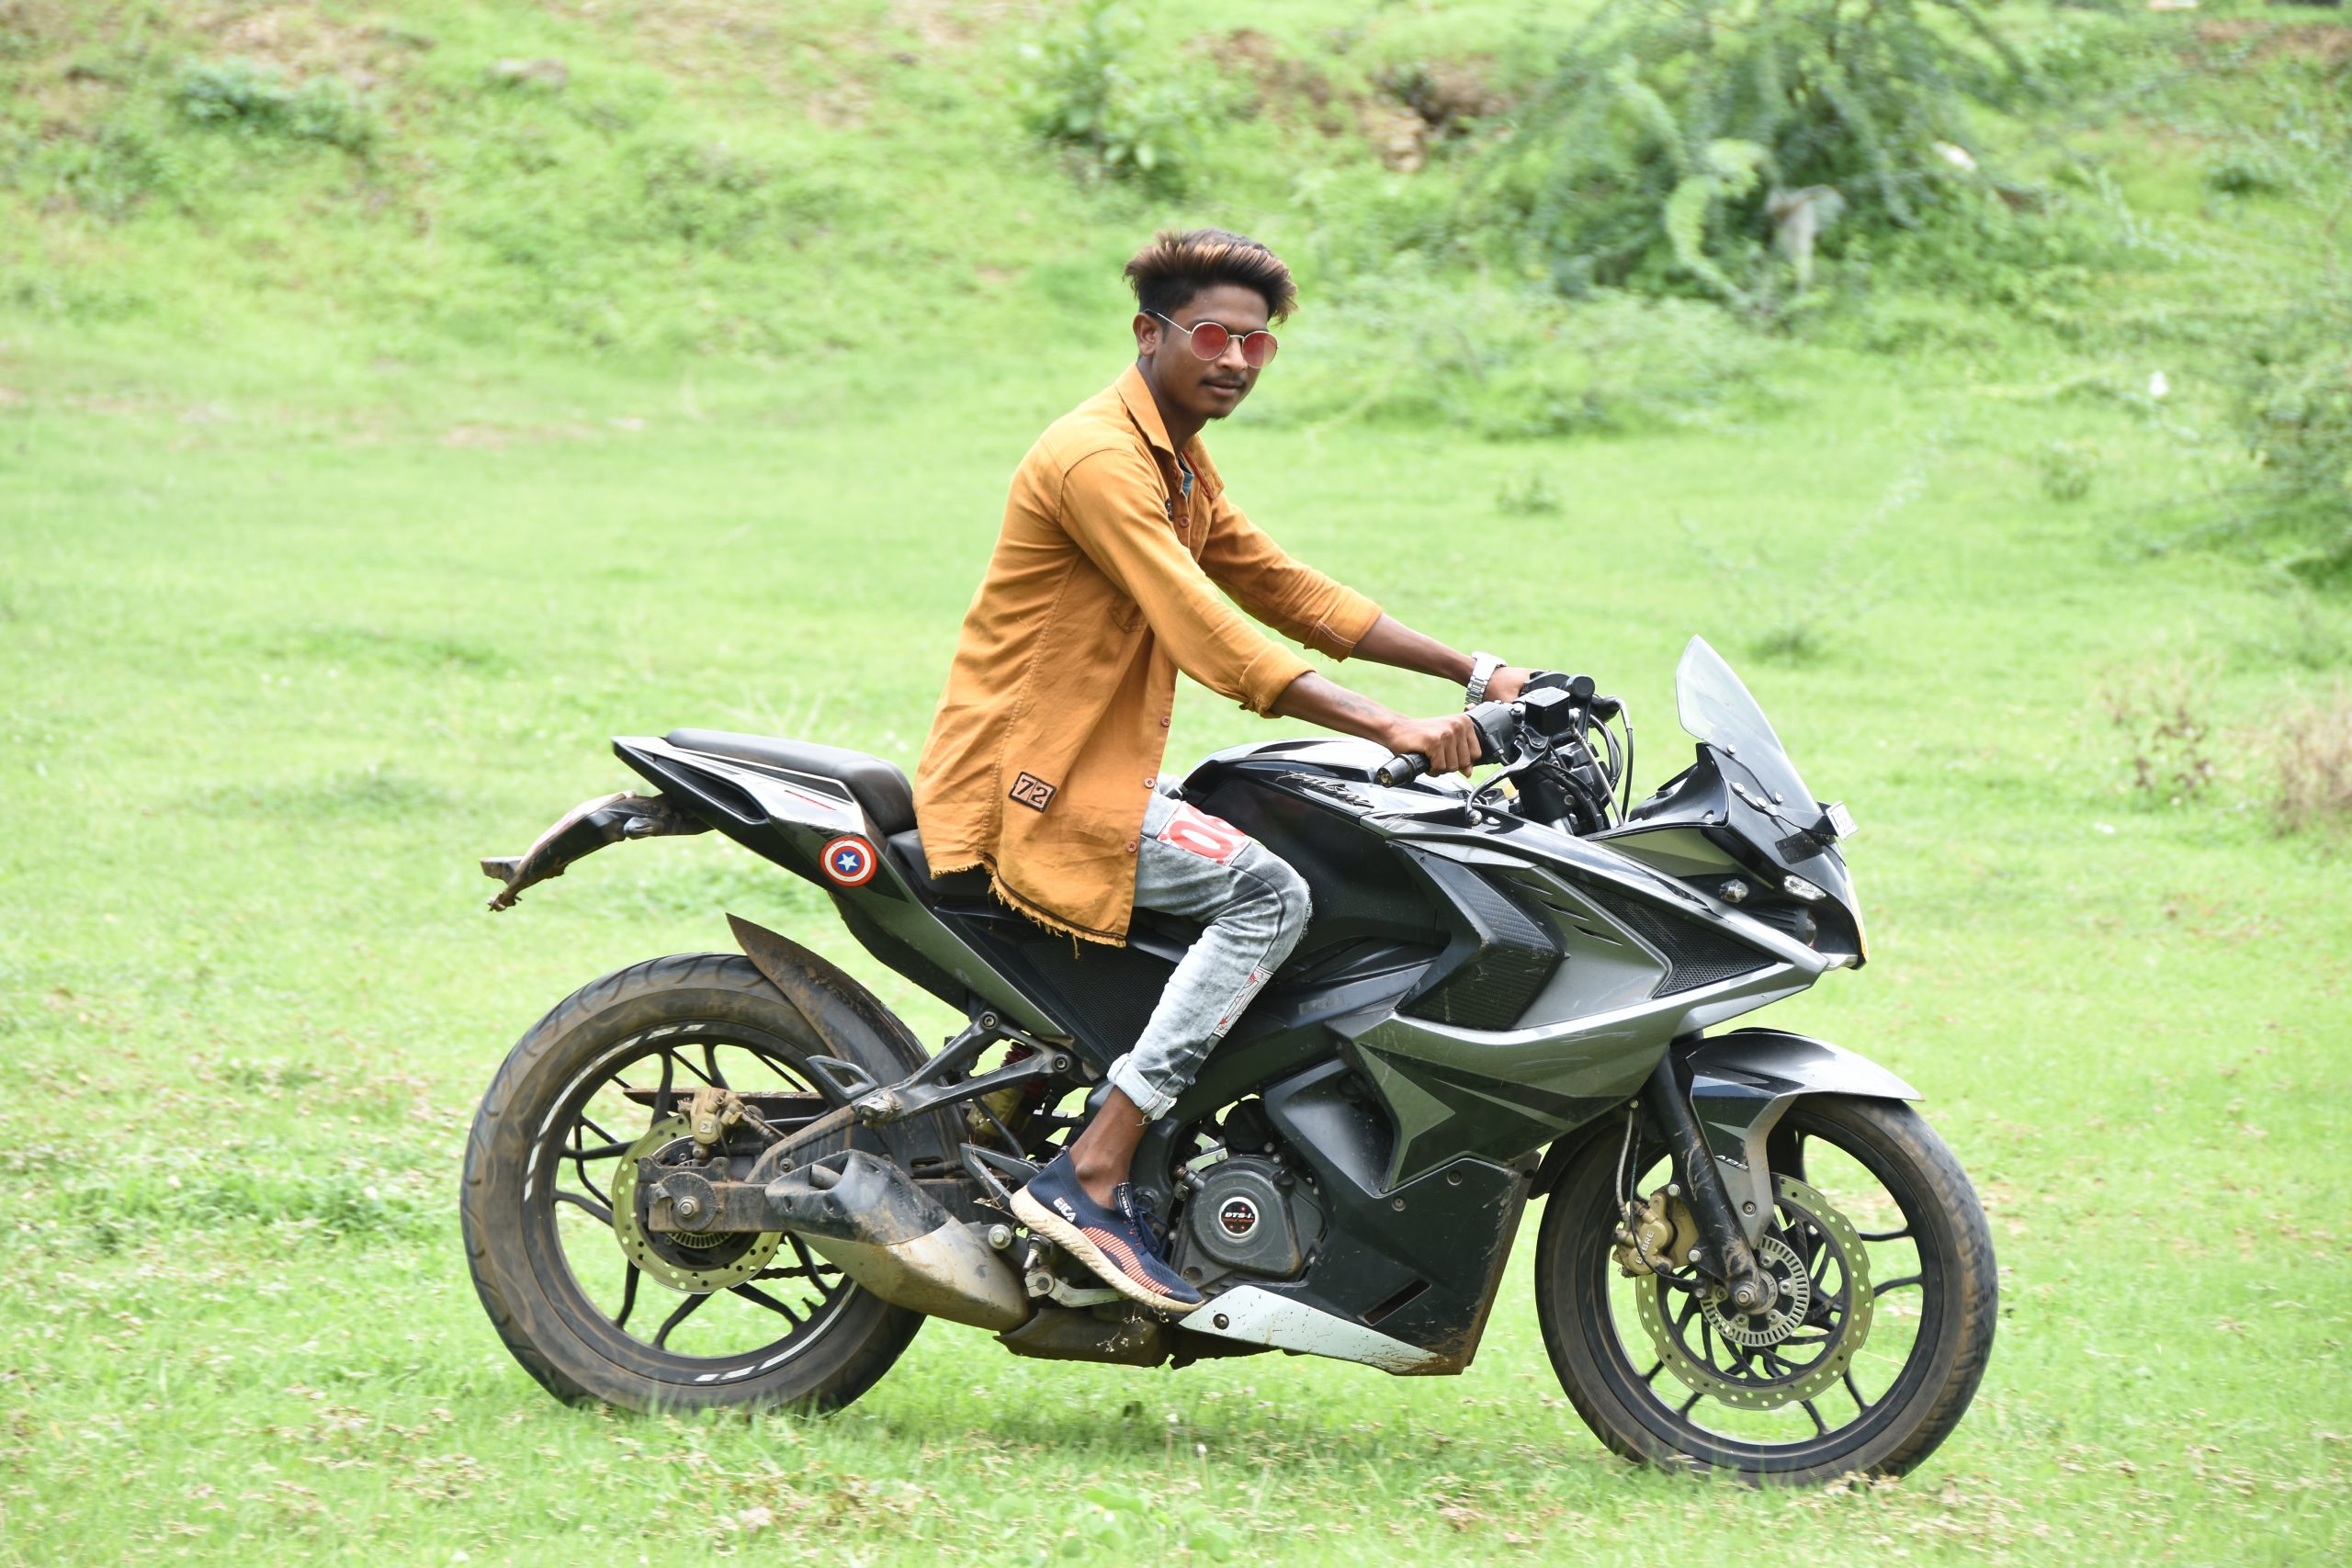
[1535,1095,1996,1482]
[460,952,922,1414]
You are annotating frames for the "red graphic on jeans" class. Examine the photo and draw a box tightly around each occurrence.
[1156,803,1249,866]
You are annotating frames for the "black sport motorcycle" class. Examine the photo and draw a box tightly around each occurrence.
[464,637,1994,1482]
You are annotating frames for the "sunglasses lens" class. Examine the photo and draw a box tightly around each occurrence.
[1187,321,1230,360]
[1240,332,1277,367]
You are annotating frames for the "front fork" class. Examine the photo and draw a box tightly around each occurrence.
[1643,1054,1776,1314]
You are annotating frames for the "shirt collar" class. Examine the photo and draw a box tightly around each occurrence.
[1115,362,1178,459]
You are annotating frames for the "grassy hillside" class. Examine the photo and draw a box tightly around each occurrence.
[3,2,2349,1563]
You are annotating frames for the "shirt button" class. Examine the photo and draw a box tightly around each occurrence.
[1125,840,1138,853]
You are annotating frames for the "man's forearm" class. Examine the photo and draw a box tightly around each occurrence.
[1266,671,1404,745]
[1350,614,1476,684]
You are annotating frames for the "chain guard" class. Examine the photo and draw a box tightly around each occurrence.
[609,1115,783,1294]
[1634,1173,1875,1413]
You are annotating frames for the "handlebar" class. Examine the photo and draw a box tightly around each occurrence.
[1374,701,1521,788]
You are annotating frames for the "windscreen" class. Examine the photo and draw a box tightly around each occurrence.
[1674,637,1816,815]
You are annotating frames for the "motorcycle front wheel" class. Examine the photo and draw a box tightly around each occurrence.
[1535,1094,1996,1483]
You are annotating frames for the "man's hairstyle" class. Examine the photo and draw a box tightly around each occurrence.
[1124,228,1297,323]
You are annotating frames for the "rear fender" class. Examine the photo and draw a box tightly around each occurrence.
[727,914,957,1172]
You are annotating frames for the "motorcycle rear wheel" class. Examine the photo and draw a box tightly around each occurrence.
[1535,1094,1996,1482]
[460,952,923,1414]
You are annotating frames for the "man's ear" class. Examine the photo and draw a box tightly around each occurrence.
[1132,311,1159,358]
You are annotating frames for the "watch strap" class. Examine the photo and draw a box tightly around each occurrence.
[1464,651,1503,707]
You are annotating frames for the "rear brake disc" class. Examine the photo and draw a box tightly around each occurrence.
[608,1115,783,1294]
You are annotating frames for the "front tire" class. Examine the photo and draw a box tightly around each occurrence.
[460,952,922,1414]
[1535,1095,1996,1482]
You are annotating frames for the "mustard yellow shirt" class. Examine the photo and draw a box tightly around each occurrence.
[912,364,1383,943]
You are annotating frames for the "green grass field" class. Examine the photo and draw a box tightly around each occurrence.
[5,1,2350,1562]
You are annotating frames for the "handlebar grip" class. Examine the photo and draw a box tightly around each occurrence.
[1374,752,1429,788]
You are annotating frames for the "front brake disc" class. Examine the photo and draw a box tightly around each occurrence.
[1634,1173,1875,1412]
[608,1115,783,1294]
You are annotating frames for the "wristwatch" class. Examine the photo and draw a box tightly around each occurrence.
[1464,651,1504,708]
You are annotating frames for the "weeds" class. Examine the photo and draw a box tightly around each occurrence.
[2101,663,2221,807]
[2037,438,2100,502]
[1495,469,1564,516]
[173,58,375,153]
[2271,682,2352,840]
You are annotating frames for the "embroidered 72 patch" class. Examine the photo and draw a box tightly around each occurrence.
[1009,773,1057,812]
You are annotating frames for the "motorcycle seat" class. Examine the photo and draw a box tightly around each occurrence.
[665,729,917,837]
[885,828,992,902]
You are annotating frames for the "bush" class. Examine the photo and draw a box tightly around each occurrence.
[2038,438,2100,502]
[2273,683,2352,840]
[173,58,374,152]
[2225,273,2352,584]
[1474,0,2042,313]
[1017,0,1219,194]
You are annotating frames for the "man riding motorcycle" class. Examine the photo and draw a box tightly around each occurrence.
[911,229,1536,1312]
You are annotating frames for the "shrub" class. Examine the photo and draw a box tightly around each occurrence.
[2273,683,2352,840]
[173,58,374,152]
[29,121,184,220]
[2224,272,2352,585]
[1496,469,1564,516]
[1017,0,1217,194]
[2101,664,2221,808]
[1475,0,2042,313]
[2038,438,2100,502]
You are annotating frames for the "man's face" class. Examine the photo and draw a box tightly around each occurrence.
[1135,282,1271,427]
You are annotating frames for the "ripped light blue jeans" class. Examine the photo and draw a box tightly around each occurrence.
[1104,788,1313,1120]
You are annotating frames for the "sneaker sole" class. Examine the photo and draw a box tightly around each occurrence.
[1009,1187,1201,1317]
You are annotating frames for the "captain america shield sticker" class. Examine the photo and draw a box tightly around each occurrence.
[820,836,876,887]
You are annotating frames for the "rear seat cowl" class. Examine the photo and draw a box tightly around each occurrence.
[664,729,917,837]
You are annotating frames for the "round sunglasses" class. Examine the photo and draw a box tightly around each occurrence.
[1148,310,1279,368]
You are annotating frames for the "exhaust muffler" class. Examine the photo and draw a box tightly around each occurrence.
[762,1151,1031,1331]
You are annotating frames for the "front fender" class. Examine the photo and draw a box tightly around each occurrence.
[1683,1029,1919,1242]
[1531,1029,1918,1221]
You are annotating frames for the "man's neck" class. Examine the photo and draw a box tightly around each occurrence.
[1137,362,1204,455]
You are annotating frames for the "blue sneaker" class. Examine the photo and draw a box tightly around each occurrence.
[1011,1153,1204,1315]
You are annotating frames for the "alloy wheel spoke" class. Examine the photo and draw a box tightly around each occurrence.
[786,1234,843,1295]
[671,1047,719,1089]
[730,1280,805,1326]
[1843,1368,1876,1414]
[653,1290,709,1348]
[1859,1226,1912,1243]
[703,1043,729,1089]
[554,1189,614,1226]
[1800,1398,1828,1436]
[1873,1273,1925,1298]
[615,1263,641,1332]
